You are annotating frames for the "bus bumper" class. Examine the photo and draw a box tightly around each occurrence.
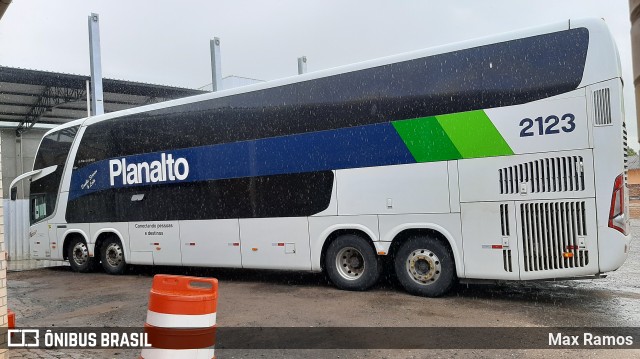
[598,227,631,273]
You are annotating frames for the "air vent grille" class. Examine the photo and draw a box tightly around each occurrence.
[500,204,513,272]
[500,204,510,236]
[499,156,585,194]
[593,88,612,125]
[520,201,589,272]
[503,249,513,272]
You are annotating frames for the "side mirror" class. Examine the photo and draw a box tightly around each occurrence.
[9,168,47,201]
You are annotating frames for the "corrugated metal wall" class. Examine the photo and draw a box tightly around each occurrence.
[5,199,30,260]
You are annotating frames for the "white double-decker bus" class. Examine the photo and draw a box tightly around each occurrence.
[11,18,630,297]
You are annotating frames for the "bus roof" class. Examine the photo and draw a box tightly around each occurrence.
[43,17,619,138]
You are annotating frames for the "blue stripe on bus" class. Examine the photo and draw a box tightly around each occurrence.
[68,122,416,200]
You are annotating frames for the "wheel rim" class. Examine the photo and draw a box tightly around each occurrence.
[405,249,441,285]
[335,246,366,281]
[105,243,123,268]
[72,242,89,266]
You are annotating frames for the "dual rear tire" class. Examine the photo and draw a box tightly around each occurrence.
[100,237,126,275]
[324,234,382,291]
[324,234,456,297]
[66,237,126,275]
[393,236,456,297]
[67,237,96,273]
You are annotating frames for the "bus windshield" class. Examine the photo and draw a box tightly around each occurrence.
[30,126,79,224]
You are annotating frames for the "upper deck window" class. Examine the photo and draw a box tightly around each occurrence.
[73,28,589,168]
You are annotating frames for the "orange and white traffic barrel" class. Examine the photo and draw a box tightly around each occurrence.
[8,309,15,329]
[8,309,15,340]
[141,274,218,359]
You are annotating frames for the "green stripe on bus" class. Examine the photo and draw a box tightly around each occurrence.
[392,116,462,162]
[435,110,513,158]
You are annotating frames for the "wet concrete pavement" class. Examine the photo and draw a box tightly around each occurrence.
[7,221,640,358]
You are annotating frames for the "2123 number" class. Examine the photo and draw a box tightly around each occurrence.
[519,113,575,137]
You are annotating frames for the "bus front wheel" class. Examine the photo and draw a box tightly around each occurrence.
[100,237,126,275]
[393,236,456,297]
[67,237,95,273]
[324,234,382,291]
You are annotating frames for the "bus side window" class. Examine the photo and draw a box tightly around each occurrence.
[30,195,47,223]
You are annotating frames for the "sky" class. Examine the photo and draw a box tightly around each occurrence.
[0,0,638,149]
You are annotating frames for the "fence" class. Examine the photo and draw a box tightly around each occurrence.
[5,199,30,260]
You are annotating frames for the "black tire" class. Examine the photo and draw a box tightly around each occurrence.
[67,237,95,273]
[324,234,382,291]
[394,236,456,297]
[100,237,126,275]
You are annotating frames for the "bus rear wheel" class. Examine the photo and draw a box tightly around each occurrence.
[67,237,95,273]
[325,234,381,291]
[394,236,456,297]
[100,237,126,275]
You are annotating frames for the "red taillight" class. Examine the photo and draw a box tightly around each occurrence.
[608,173,628,235]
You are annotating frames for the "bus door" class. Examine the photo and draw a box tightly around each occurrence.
[29,193,51,259]
[460,201,521,280]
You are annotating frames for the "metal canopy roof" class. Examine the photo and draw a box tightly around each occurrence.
[0,66,206,134]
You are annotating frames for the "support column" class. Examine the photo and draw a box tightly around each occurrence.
[88,12,104,116]
[298,56,307,75]
[210,37,222,92]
